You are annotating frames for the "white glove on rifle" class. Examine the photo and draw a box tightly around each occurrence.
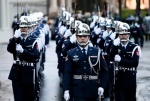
[109,32,116,40]
[113,37,120,46]
[64,90,70,101]
[102,31,108,39]
[88,41,93,47]
[98,87,104,96]
[70,34,76,44]
[114,54,121,62]
[16,44,24,53]
[64,29,72,38]
[14,29,21,38]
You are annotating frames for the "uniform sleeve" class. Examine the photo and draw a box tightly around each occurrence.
[56,37,64,52]
[120,48,139,67]
[22,43,40,62]
[99,53,108,89]
[109,45,119,62]
[63,51,73,91]
[62,40,72,57]
[7,38,17,54]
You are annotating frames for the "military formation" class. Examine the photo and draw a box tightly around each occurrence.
[54,7,142,101]
[7,12,50,101]
[7,6,142,101]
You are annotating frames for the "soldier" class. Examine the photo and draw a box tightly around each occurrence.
[110,23,141,101]
[7,16,40,101]
[63,23,108,101]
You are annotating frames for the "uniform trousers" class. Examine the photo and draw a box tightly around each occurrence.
[12,80,34,101]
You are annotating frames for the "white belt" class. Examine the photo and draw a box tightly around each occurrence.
[73,75,98,80]
[13,60,34,66]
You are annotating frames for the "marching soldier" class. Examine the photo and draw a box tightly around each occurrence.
[7,16,40,101]
[110,23,141,101]
[63,23,108,101]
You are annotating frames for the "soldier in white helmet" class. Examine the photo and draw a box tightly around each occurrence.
[109,22,141,101]
[63,23,108,101]
[7,16,40,101]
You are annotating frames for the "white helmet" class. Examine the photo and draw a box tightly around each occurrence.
[67,17,75,26]
[99,17,106,27]
[76,23,90,36]
[66,12,72,25]
[106,19,112,28]
[117,23,130,34]
[19,16,32,27]
[75,20,82,29]
[76,23,90,46]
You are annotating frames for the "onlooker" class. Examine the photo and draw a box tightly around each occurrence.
[11,15,19,35]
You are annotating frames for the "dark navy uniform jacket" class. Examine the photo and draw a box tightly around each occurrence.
[63,45,108,98]
[109,41,139,88]
[7,35,40,83]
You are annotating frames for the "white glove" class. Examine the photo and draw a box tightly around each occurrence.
[59,26,67,35]
[64,90,70,101]
[88,41,93,47]
[113,37,120,46]
[14,29,21,38]
[70,34,76,44]
[64,29,72,38]
[16,44,24,53]
[114,54,121,62]
[95,28,101,35]
[109,32,116,40]
[90,21,95,28]
[98,87,104,96]
[102,31,108,39]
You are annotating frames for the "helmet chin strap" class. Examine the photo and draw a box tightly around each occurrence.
[21,32,27,35]
[121,38,129,42]
[77,40,89,47]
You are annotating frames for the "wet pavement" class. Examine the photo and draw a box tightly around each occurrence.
[0,41,150,101]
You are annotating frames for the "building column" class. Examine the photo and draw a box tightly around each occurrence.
[0,0,12,43]
[49,0,58,14]
[0,0,7,30]
[61,0,66,7]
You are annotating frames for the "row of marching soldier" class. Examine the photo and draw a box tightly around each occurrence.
[7,12,51,101]
[54,7,142,101]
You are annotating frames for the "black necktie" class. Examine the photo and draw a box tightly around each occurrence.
[82,49,86,57]
[21,38,25,47]
[122,46,126,53]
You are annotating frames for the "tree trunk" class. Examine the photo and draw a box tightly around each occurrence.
[136,0,141,16]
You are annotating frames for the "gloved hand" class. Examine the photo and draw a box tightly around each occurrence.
[64,29,72,38]
[109,32,116,40]
[16,44,24,53]
[14,29,21,38]
[64,90,70,101]
[113,37,120,46]
[98,87,104,96]
[95,28,101,35]
[70,34,76,44]
[102,31,108,39]
[114,54,121,62]
[88,41,93,47]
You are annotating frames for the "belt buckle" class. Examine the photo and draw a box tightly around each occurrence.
[22,61,26,66]
[82,75,89,80]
